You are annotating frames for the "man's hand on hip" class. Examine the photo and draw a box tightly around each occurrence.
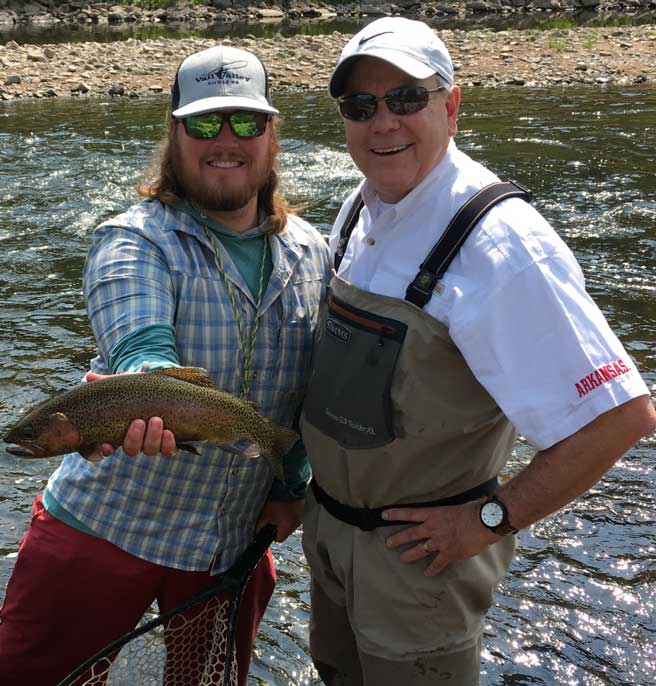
[382,500,498,576]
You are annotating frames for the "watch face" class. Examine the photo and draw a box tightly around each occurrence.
[481,501,504,528]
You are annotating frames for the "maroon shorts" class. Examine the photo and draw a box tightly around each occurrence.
[0,496,276,686]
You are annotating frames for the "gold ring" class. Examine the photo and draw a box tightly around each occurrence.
[422,540,432,554]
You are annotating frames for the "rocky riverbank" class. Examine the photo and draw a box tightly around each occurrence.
[1,22,655,102]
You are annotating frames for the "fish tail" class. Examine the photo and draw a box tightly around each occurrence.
[272,423,300,460]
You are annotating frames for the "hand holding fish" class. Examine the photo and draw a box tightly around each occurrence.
[103,416,177,458]
[85,371,177,457]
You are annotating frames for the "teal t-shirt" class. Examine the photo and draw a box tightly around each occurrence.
[183,201,274,299]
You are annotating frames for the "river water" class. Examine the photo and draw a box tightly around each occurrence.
[0,85,655,685]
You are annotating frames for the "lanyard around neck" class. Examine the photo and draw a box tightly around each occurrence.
[203,226,268,398]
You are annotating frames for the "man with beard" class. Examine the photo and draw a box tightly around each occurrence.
[0,46,330,685]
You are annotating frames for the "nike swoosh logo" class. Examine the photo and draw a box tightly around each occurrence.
[359,31,394,45]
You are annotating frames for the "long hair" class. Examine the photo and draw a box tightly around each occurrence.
[136,116,293,234]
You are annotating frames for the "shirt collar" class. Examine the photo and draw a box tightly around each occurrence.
[161,200,310,256]
[174,200,271,240]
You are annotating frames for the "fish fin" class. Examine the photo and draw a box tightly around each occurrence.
[49,411,72,426]
[260,422,299,481]
[78,443,104,463]
[272,424,300,461]
[177,442,202,455]
[149,367,216,389]
[220,438,261,459]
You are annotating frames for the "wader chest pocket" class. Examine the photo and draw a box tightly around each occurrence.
[304,294,407,449]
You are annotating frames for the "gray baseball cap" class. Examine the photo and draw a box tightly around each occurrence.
[172,45,279,118]
[329,17,454,98]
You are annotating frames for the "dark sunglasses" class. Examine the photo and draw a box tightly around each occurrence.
[338,85,446,122]
[179,110,270,139]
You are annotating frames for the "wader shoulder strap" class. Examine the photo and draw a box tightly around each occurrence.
[334,192,365,272]
[405,180,532,308]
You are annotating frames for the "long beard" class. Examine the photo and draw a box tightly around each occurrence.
[171,140,273,213]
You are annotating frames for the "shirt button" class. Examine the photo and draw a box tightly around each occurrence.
[367,238,375,246]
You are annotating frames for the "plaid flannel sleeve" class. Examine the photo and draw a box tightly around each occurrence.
[83,226,176,363]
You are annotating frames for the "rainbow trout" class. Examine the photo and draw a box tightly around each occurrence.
[3,367,298,472]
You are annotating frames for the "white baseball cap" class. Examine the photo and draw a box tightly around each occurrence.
[172,45,279,118]
[329,17,454,98]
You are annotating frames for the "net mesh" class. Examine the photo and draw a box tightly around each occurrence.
[65,594,238,686]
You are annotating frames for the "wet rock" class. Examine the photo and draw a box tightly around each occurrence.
[467,0,491,11]
[433,3,462,13]
[533,0,562,8]
[0,10,17,24]
[311,7,338,17]
[252,7,284,17]
[360,3,393,15]
[31,12,58,24]
[21,2,47,17]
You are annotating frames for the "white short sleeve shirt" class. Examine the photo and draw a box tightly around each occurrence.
[330,141,649,450]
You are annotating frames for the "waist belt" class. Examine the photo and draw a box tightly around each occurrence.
[311,477,498,532]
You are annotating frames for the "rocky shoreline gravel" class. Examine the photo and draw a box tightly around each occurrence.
[0,2,655,101]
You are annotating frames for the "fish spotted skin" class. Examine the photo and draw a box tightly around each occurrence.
[3,368,297,473]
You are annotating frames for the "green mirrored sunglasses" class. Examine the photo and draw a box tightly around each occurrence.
[180,111,270,139]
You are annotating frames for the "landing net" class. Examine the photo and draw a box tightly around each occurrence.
[58,525,275,686]
[63,594,238,686]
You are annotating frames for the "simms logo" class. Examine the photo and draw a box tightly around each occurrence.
[326,318,351,342]
[196,60,251,84]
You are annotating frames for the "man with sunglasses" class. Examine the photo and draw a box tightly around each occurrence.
[300,17,656,685]
[0,46,330,685]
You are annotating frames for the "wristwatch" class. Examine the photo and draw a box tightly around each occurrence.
[479,495,517,536]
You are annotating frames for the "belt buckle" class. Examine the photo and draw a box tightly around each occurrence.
[358,509,380,532]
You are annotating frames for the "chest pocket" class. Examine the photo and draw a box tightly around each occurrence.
[303,292,407,449]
